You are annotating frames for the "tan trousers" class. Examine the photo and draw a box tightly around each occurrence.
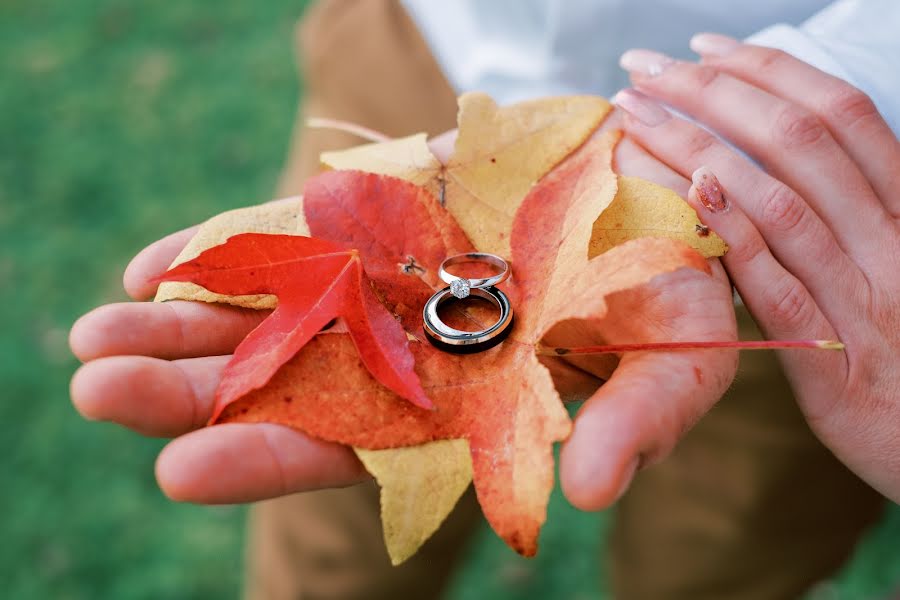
[245,2,884,598]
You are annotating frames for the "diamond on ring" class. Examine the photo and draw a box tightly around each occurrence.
[450,278,471,299]
[438,252,510,297]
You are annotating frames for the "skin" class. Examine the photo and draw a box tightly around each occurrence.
[616,33,900,501]
[69,116,740,510]
[71,34,899,511]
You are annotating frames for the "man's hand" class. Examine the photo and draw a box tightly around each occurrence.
[70,122,740,509]
[616,34,900,501]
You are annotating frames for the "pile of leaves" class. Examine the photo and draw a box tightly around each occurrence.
[156,93,726,564]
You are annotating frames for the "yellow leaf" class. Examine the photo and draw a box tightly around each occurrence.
[321,133,442,190]
[445,93,612,255]
[589,175,728,259]
[355,440,472,566]
[319,94,612,257]
[155,199,308,309]
[320,128,480,565]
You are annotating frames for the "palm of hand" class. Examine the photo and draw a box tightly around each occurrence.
[70,125,738,509]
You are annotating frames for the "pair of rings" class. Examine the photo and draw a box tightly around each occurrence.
[423,253,514,353]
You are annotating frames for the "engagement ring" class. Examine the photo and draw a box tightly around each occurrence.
[438,252,510,299]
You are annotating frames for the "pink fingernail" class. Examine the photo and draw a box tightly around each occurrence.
[613,89,671,127]
[691,167,729,213]
[619,49,676,77]
[690,33,740,57]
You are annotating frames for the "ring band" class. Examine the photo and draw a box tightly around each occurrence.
[438,252,510,299]
[423,286,514,353]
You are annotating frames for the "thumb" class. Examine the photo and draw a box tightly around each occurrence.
[559,324,737,510]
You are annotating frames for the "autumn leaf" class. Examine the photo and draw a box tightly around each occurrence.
[590,175,727,258]
[156,200,306,309]
[320,93,613,256]
[321,133,442,189]
[156,232,433,412]
[155,92,727,562]
[356,440,472,565]
[212,133,710,557]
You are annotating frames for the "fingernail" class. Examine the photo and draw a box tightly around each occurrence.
[690,167,729,213]
[619,49,675,77]
[613,89,671,127]
[614,458,640,502]
[690,33,740,57]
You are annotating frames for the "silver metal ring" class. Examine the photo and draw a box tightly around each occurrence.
[438,252,510,299]
[423,286,514,353]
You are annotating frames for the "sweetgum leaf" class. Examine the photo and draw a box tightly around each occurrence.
[590,175,727,258]
[156,93,729,562]
[356,439,472,566]
[214,133,710,557]
[156,233,432,413]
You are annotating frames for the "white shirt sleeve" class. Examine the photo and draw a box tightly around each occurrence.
[747,0,900,136]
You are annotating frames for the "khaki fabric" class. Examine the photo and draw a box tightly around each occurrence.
[245,1,884,599]
[610,309,883,600]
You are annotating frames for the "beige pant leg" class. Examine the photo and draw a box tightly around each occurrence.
[244,3,476,600]
[609,307,884,599]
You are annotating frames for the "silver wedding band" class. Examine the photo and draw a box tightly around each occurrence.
[438,252,510,299]
[423,286,514,353]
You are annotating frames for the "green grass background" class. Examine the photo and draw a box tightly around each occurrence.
[1,1,898,598]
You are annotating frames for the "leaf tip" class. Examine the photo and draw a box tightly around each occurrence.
[817,340,845,351]
[410,392,436,411]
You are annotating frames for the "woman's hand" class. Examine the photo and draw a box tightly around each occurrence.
[615,33,900,501]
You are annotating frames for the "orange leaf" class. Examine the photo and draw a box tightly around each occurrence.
[215,133,709,556]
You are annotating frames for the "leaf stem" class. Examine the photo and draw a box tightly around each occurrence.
[537,339,844,356]
[306,117,392,143]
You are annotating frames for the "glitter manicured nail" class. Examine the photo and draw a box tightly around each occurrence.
[691,167,729,213]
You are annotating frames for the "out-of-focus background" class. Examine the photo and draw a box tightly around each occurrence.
[2,1,899,598]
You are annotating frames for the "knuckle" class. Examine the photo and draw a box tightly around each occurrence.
[759,183,806,233]
[823,86,879,129]
[686,64,721,91]
[684,129,719,162]
[764,278,815,332]
[751,46,791,72]
[774,106,829,149]
[727,228,768,267]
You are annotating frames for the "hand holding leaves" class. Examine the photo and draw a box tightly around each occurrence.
[70,93,738,562]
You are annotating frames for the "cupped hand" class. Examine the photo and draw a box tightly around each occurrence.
[70,217,370,503]
[616,34,900,501]
[70,120,740,510]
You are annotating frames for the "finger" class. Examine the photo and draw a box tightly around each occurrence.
[70,301,268,361]
[620,49,892,256]
[614,89,864,320]
[561,342,736,511]
[122,197,301,300]
[613,131,690,197]
[428,129,457,164]
[71,355,228,437]
[560,267,738,510]
[691,34,900,213]
[156,423,367,503]
[685,166,846,352]
[123,227,198,300]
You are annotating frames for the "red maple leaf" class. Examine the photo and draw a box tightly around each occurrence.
[157,234,433,413]
[188,132,711,556]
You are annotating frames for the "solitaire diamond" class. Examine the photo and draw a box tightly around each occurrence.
[449,278,471,299]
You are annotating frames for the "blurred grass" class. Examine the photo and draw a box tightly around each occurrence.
[0,1,898,599]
